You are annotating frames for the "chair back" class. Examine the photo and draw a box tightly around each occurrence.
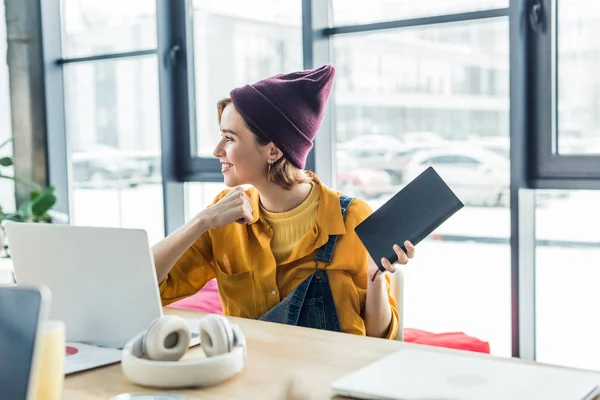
[390,269,404,341]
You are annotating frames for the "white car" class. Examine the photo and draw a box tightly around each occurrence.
[402,147,510,207]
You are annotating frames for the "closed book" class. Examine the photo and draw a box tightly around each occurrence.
[355,166,464,272]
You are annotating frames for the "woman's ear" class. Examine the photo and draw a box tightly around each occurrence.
[268,145,284,164]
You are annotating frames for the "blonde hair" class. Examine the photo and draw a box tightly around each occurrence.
[217,97,310,190]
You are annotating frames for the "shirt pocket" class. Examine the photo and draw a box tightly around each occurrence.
[213,260,257,318]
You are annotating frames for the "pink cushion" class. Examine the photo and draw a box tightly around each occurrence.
[167,279,224,315]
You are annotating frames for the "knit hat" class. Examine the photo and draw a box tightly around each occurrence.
[230,64,335,169]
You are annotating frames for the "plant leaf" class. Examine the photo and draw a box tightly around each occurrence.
[31,189,56,218]
[17,200,32,219]
[3,213,24,222]
[0,157,12,167]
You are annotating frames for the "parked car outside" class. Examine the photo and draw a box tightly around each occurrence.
[402,146,510,207]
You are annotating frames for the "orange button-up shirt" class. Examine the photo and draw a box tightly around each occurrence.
[159,173,399,339]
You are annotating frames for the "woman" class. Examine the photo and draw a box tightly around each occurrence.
[153,64,415,339]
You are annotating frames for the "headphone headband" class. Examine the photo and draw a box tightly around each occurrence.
[121,314,246,389]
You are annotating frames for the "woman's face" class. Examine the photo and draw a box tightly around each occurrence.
[213,103,270,187]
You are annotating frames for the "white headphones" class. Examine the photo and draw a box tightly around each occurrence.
[121,314,246,389]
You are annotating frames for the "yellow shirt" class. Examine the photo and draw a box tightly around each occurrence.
[260,182,319,264]
[159,172,399,339]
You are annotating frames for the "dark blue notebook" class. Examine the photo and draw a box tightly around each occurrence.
[355,166,464,272]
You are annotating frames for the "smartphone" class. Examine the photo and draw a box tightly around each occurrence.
[0,285,51,400]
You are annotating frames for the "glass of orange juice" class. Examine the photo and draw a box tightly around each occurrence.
[30,320,65,400]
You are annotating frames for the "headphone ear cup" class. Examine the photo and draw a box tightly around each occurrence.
[140,317,162,356]
[142,315,190,361]
[199,314,234,358]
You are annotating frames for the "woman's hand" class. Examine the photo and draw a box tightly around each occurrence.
[200,186,254,230]
[151,187,253,283]
[364,240,415,337]
[367,240,416,280]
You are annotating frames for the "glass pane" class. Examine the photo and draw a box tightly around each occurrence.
[60,0,156,58]
[536,190,600,370]
[64,57,164,244]
[332,0,507,26]
[557,0,600,155]
[0,0,15,217]
[185,182,229,220]
[191,0,302,157]
[333,19,511,356]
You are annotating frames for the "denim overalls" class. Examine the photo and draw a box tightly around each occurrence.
[258,195,354,332]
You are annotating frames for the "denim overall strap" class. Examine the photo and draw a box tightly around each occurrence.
[259,195,354,331]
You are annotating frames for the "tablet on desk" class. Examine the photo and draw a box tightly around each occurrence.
[0,285,50,400]
[355,166,464,272]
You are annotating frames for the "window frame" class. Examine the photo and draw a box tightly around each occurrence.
[530,0,600,188]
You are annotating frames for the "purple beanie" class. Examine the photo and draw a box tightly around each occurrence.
[230,64,335,169]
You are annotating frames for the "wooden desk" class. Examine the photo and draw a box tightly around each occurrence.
[62,308,598,400]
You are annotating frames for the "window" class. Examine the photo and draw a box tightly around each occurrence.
[60,0,156,58]
[531,0,600,182]
[64,57,164,244]
[332,19,512,356]
[56,0,165,242]
[556,1,600,155]
[332,0,508,26]
[535,190,600,370]
[190,0,303,161]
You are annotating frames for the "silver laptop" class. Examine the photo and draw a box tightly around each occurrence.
[6,223,200,373]
[331,349,600,400]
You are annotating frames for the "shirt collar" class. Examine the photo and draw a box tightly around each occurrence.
[308,171,347,237]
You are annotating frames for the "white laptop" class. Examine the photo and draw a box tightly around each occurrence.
[5,223,200,374]
[331,349,600,400]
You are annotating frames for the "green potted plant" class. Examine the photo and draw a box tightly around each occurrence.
[0,137,58,258]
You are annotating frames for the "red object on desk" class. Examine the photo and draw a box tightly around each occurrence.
[66,346,79,356]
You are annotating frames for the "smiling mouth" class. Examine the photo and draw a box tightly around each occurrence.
[221,163,233,172]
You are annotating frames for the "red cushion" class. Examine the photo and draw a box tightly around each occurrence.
[404,328,490,354]
[167,279,224,315]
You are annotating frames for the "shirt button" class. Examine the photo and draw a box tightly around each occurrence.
[272,290,277,295]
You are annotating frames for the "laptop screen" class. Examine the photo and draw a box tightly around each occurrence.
[0,287,44,400]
